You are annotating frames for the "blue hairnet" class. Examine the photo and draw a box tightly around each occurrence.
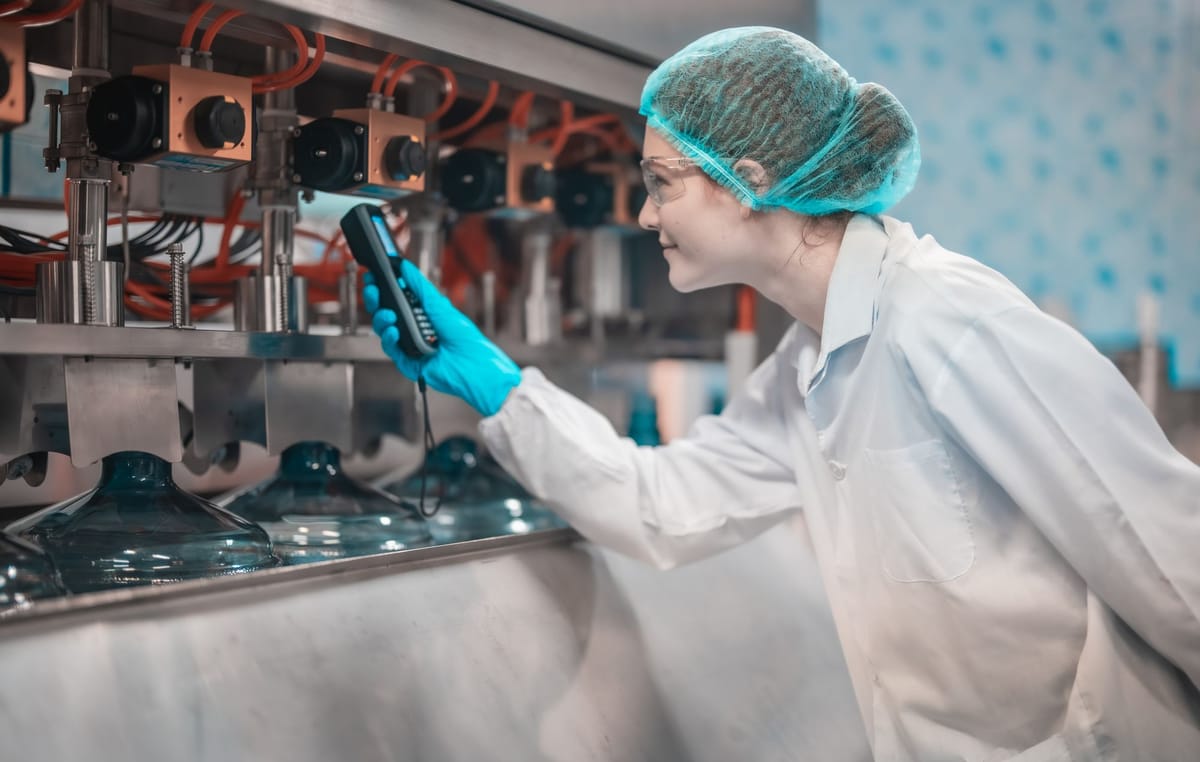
[640,26,921,216]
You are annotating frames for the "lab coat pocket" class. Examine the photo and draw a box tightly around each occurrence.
[865,440,975,583]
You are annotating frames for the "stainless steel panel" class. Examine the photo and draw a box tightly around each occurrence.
[0,355,69,460]
[0,322,389,361]
[63,356,183,465]
[178,0,651,110]
[0,522,869,761]
[191,359,268,454]
[352,361,416,449]
[263,359,354,453]
[465,0,817,62]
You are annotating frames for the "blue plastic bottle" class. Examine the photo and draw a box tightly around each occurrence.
[383,436,564,544]
[14,451,278,593]
[221,441,433,564]
[0,532,66,610]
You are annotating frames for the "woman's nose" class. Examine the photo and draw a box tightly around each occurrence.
[637,196,659,231]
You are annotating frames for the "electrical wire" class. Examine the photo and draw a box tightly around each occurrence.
[414,376,443,518]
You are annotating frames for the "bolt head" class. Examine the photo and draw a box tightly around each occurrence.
[352,172,364,182]
[151,137,163,148]
[151,84,163,95]
[353,125,365,135]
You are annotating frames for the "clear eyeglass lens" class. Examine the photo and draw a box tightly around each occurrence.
[641,159,690,206]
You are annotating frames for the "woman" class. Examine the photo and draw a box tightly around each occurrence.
[366,27,1200,761]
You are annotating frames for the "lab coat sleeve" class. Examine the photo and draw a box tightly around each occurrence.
[478,356,803,570]
[917,305,1200,688]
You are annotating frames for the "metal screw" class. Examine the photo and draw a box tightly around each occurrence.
[353,125,364,136]
[151,137,163,148]
[151,84,163,95]
[168,243,192,329]
[352,171,364,182]
[292,127,302,137]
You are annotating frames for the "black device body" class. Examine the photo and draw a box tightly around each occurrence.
[339,204,439,358]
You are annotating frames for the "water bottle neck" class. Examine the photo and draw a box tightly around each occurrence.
[98,451,176,490]
[279,441,342,481]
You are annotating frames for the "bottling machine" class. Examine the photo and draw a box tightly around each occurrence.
[0,1,871,759]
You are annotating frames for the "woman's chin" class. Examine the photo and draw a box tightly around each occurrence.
[666,264,700,293]
[666,260,720,293]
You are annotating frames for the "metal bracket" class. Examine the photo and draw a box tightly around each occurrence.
[43,89,62,173]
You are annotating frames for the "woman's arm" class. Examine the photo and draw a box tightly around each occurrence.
[481,353,804,570]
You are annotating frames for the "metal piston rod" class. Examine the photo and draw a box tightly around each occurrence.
[41,0,121,326]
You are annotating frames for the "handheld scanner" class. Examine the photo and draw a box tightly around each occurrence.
[340,203,439,358]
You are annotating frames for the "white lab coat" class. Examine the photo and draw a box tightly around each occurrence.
[479,214,1200,761]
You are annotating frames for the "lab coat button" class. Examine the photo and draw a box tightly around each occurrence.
[828,460,846,480]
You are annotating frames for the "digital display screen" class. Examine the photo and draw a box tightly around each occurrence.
[371,213,399,258]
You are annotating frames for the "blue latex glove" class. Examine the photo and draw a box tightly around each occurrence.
[363,260,522,417]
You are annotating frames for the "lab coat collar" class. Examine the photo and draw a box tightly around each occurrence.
[795,214,890,392]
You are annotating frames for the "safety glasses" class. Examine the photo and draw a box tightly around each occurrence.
[640,156,722,206]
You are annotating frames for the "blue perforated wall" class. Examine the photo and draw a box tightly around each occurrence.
[820,0,1200,386]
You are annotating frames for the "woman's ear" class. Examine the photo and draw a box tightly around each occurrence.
[733,159,769,193]
[733,159,768,219]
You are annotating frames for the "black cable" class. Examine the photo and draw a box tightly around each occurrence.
[0,225,67,254]
[415,375,443,518]
[188,217,206,265]
[142,216,185,254]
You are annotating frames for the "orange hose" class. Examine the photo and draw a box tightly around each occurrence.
[0,1,32,18]
[381,60,418,98]
[370,53,399,95]
[254,31,323,93]
[529,112,620,144]
[249,24,307,86]
[14,0,80,27]
[179,1,214,48]
[197,7,241,51]
[320,229,346,266]
[432,80,499,142]
[382,60,458,123]
[548,101,575,156]
[509,91,535,129]
[422,68,458,124]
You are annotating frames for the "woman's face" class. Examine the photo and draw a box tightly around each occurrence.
[637,128,754,292]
